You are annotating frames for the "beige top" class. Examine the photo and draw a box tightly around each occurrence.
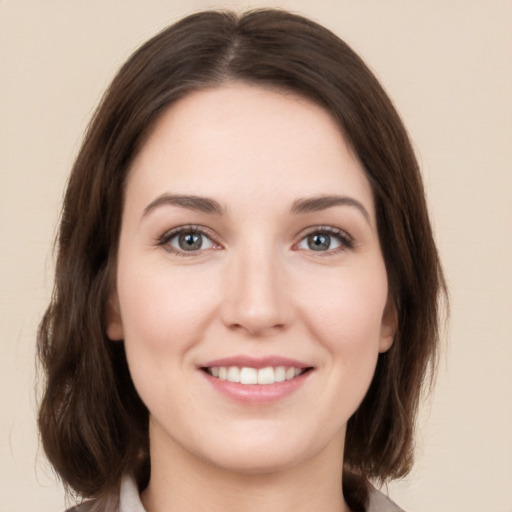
[115,475,405,512]
[70,475,405,512]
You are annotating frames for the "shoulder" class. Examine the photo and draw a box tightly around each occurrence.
[63,488,122,512]
[65,505,93,512]
[65,503,94,512]
[63,476,145,512]
[367,485,406,512]
[64,502,116,512]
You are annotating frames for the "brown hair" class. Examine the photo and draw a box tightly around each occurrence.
[38,9,446,511]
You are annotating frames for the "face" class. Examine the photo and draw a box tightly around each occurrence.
[107,84,395,476]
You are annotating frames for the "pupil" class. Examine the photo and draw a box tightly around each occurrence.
[308,233,330,251]
[179,233,202,251]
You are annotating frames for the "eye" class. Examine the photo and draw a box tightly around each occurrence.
[297,227,352,253]
[159,226,218,255]
[172,231,213,251]
[299,233,341,251]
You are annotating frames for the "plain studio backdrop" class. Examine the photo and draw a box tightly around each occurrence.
[1,1,511,511]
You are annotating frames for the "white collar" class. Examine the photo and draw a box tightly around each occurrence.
[119,475,146,512]
[118,475,404,512]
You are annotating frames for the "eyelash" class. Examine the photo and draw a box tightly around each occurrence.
[297,226,354,254]
[157,225,218,257]
[156,225,354,257]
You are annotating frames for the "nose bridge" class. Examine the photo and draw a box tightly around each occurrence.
[222,238,289,335]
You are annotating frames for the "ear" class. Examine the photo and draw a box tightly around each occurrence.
[379,297,397,353]
[105,291,124,341]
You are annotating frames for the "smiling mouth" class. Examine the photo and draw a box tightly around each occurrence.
[202,366,312,385]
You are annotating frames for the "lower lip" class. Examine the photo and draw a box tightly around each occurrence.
[202,370,312,404]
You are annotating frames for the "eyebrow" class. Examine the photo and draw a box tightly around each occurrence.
[291,195,371,223]
[143,193,370,224]
[143,194,224,216]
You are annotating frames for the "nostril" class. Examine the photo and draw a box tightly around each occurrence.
[227,321,286,337]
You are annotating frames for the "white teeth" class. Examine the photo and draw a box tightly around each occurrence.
[285,367,296,380]
[207,366,305,385]
[257,366,274,385]
[275,366,286,382]
[240,367,258,384]
[227,366,240,383]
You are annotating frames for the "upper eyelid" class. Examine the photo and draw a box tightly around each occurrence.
[297,225,353,241]
[156,224,354,250]
[155,224,222,252]
[159,224,217,242]
[294,226,355,254]
[157,225,221,257]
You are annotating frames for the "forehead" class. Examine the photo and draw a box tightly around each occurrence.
[126,83,374,217]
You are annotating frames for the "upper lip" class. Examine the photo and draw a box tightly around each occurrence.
[200,355,312,369]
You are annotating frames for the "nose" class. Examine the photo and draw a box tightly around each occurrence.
[220,244,291,337]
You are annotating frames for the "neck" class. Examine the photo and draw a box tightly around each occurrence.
[141,425,350,512]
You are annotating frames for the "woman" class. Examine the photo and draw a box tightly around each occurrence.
[38,9,446,512]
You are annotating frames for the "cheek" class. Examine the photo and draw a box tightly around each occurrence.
[297,263,388,373]
[288,263,389,438]
[117,259,218,353]
[115,260,219,412]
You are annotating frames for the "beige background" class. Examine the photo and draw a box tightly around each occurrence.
[1,1,511,511]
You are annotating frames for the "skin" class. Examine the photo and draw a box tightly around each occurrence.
[107,83,395,512]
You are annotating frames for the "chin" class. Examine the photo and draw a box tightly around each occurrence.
[203,447,305,475]
[193,424,335,476]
